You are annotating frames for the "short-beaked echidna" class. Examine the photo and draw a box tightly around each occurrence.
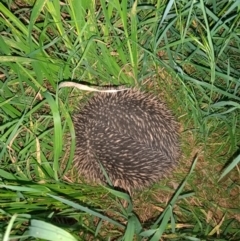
[73,88,180,192]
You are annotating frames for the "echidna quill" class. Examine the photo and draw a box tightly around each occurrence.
[72,87,180,192]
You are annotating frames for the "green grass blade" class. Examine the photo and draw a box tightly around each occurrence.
[3,214,18,241]
[28,219,77,241]
[219,153,240,181]
[43,91,62,180]
[47,193,125,229]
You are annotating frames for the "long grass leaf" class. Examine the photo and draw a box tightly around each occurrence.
[28,219,77,241]
[43,92,62,180]
[47,193,125,229]
[219,153,240,181]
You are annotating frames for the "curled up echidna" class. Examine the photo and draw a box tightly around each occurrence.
[72,87,180,192]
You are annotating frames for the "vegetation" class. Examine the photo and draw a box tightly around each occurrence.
[0,0,239,240]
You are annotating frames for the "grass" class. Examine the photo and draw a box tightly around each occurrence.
[0,0,240,240]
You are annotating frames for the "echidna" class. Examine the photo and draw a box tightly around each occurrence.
[73,88,180,192]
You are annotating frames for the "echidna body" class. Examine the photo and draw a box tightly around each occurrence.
[73,88,180,192]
